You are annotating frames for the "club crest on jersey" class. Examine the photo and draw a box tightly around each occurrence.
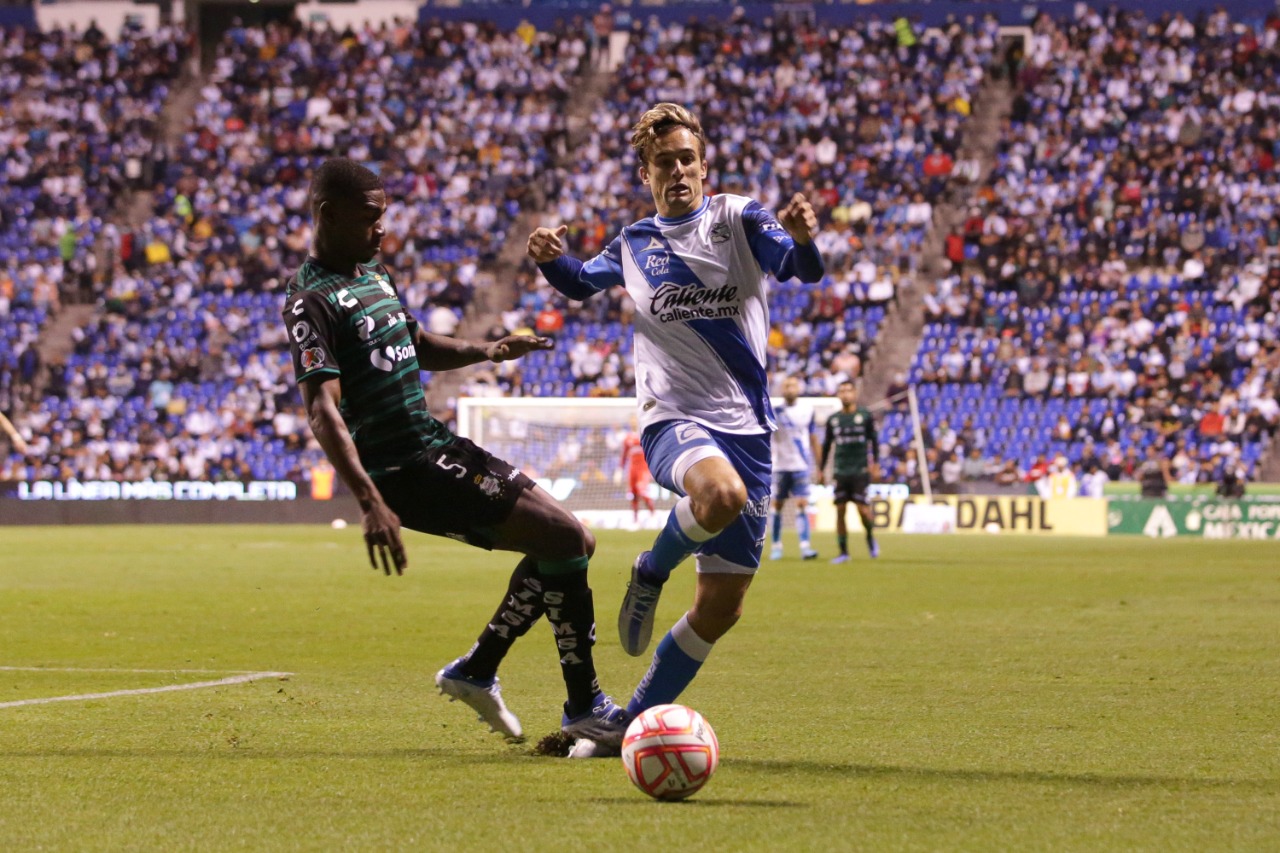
[300,347,325,369]
[475,474,502,498]
[710,223,731,243]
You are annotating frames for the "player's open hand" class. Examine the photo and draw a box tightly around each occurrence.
[778,193,818,245]
[528,225,568,263]
[487,334,554,363]
[362,499,407,575]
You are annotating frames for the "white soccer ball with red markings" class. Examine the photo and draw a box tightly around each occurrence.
[621,704,719,800]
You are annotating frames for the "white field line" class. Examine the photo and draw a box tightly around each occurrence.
[0,671,292,709]
[0,666,261,674]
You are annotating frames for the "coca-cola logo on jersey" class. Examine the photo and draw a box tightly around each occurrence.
[650,282,741,323]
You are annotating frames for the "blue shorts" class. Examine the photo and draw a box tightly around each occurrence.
[773,469,811,500]
[642,420,771,575]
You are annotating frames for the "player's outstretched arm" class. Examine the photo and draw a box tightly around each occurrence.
[528,225,623,300]
[743,195,825,283]
[414,328,553,370]
[778,193,819,246]
[301,376,407,575]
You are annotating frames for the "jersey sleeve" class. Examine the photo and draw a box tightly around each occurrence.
[820,414,836,467]
[741,200,825,283]
[537,235,624,300]
[284,290,341,383]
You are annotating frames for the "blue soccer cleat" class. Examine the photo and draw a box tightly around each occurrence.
[562,693,631,750]
[868,539,880,559]
[830,554,851,565]
[618,552,663,656]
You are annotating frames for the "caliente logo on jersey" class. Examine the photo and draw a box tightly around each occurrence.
[651,281,740,323]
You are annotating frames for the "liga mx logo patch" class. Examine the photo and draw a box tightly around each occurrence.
[300,347,325,369]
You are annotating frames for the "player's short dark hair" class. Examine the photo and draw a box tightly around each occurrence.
[310,158,383,208]
[837,380,857,391]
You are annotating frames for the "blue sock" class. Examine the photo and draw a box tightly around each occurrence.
[771,510,782,544]
[797,508,812,546]
[627,614,714,715]
[645,496,716,584]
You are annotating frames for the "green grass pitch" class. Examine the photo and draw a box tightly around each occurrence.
[1,526,1277,851]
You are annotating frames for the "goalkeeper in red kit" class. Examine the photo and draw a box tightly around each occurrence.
[622,427,655,525]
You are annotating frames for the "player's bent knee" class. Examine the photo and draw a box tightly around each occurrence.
[693,479,748,530]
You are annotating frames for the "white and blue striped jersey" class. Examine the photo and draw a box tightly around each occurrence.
[538,193,824,435]
[772,401,817,473]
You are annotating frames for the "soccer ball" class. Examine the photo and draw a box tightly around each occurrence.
[621,704,719,800]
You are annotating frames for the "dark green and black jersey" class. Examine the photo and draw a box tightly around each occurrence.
[821,407,878,477]
[284,258,453,474]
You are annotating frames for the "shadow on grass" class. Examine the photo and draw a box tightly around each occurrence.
[584,796,806,808]
[730,758,1277,791]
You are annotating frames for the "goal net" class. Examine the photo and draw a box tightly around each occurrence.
[455,396,847,529]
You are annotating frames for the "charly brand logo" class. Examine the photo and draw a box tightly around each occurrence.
[650,281,740,323]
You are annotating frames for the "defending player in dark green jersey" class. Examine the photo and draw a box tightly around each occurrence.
[285,159,629,750]
[287,259,452,474]
[818,380,881,562]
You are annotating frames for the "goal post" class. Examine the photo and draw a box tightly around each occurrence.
[456,395,860,531]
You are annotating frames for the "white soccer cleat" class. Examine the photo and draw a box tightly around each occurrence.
[567,737,620,759]
[769,542,783,560]
[434,659,524,742]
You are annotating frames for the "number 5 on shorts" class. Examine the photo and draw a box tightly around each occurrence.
[436,456,466,479]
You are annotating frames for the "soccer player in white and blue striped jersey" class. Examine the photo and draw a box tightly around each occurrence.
[527,104,824,752]
[771,374,821,561]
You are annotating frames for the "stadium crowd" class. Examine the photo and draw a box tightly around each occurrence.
[493,11,994,407]
[1,7,1278,495]
[904,5,1280,487]
[0,21,190,420]
[1,16,592,484]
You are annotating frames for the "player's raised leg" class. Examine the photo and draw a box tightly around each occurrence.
[619,423,743,656]
[435,556,543,741]
[488,485,629,746]
[628,572,752,715]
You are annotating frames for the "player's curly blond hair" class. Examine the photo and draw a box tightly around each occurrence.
[630,103,707,165]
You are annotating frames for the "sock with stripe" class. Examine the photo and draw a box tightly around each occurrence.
[455,556,544,681]
[643,496,717,584]
[538,556,601,717]
[627,614,714,715]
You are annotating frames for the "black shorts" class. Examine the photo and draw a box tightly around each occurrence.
[832,472,871,505]
[373,437,535,549]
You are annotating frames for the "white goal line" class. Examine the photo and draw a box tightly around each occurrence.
[0,671,292,709]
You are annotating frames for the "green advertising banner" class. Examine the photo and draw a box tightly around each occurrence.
[1108,498,1280,539]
